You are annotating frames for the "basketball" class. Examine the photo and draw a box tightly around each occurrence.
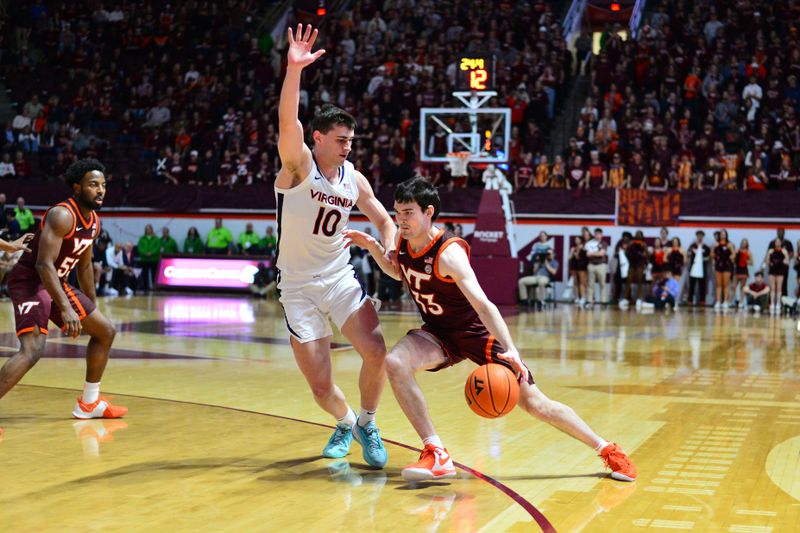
[464,364,519,418]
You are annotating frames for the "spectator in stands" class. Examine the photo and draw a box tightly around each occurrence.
[773,228,794,296]
[627,231,649,307]
[106,242,135,296]
[733,239,753,308]
[13,151,30,178]
[586,151,608,189]
[250,261,277,299]
[160,227,179,255]
[608,153,627,188]
[137,224,161,292]
[712,229,736,310]
[795,238,800,298]
[567,155,586,190]
[585,228,608,305]
[11,109,31,135]
[667,237,686,297]
[0,194,6,232]
[641,271,680,311]
[143,100,171,128]
[238,223,261,254]
[206,218,233,255]
[18,126,40,153]
[0,154,15,178]
[183,227,204,255]
[259,226,277,256]
[518,248,558,309]
[567,236,583,303]
[687,230,711,306]
[14,197,34,233]
[4,209,20,240]
[765,238,790,314]
[743,271,769,314]
[164,153,182,186]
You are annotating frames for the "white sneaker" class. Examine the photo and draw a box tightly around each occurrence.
[713,302,721,311]
[124,287,134,296]
[721,301,729,309]
[752,304,761,314]
[635,299,643,310]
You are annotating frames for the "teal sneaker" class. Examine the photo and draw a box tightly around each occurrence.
[322,424,353,459]
[352,420,388,468]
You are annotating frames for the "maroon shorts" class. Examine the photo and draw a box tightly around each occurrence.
[412,325,535,385]
[8,267,96,337]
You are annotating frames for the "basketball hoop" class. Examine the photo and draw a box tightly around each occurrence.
[446,151,472,178]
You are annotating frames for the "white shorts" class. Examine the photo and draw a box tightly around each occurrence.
[278,267,370,343]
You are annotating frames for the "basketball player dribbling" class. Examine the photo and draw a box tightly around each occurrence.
[344,177,637,482]
[275,24,396,467]
[0,158,126,436]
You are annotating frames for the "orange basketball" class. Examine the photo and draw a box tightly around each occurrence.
[464,363,519,418]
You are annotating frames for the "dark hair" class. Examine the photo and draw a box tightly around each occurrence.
[594,227,603,234]
[65,158,106,187]
[755,271,764,277]
[310,104,356,135]
[395,176,440,220]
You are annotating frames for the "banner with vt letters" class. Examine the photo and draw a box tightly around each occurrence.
[617,189,680,227]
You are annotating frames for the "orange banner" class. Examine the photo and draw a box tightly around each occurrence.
[617,190,680,227]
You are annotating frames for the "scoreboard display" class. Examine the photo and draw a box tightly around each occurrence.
[457,55,494,91]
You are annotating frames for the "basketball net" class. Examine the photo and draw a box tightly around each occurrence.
[446,151,471,177]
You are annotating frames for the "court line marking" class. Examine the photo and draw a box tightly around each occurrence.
[20,384,558,533]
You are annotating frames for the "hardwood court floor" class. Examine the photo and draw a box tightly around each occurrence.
[0,294,798,532]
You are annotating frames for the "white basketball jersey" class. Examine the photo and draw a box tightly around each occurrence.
[275,159,360,279]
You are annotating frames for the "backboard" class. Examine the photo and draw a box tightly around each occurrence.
[420,91,511,163]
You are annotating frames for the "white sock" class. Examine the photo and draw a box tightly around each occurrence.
[594,439,610,452]
[357,407,376,427]
[336,407,357,428]
[82,381,100,404]
[423,435,444,449]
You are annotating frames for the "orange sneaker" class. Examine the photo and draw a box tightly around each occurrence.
[599,442,637,482]
[401,444,457,482]
[72,395,128,419]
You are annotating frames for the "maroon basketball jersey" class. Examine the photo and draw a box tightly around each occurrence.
[15,197,100,281]
[397,229,483,332]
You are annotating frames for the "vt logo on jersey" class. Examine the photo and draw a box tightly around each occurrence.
[400,264,443,315]
[73,238,93,255]
[310,190,353,208]
[17,301,40,314]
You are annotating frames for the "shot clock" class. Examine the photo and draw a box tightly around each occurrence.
[457,55,494,91]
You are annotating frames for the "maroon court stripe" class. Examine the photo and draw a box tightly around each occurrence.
[23,384,557,532]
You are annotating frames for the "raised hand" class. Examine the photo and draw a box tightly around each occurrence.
[287,24,326,69]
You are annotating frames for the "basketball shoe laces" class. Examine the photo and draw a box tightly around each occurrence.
[360,423,383,453]
[601,444,632,472]
[330,425,351,447]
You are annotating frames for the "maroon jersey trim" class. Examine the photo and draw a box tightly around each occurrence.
[485,335,495,362]
[433,237,470,283]
[407,229,445,259]
[63,283,88,318]
[16,326,49,337]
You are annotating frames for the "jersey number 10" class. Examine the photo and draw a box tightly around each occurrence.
[312,206,342,237]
